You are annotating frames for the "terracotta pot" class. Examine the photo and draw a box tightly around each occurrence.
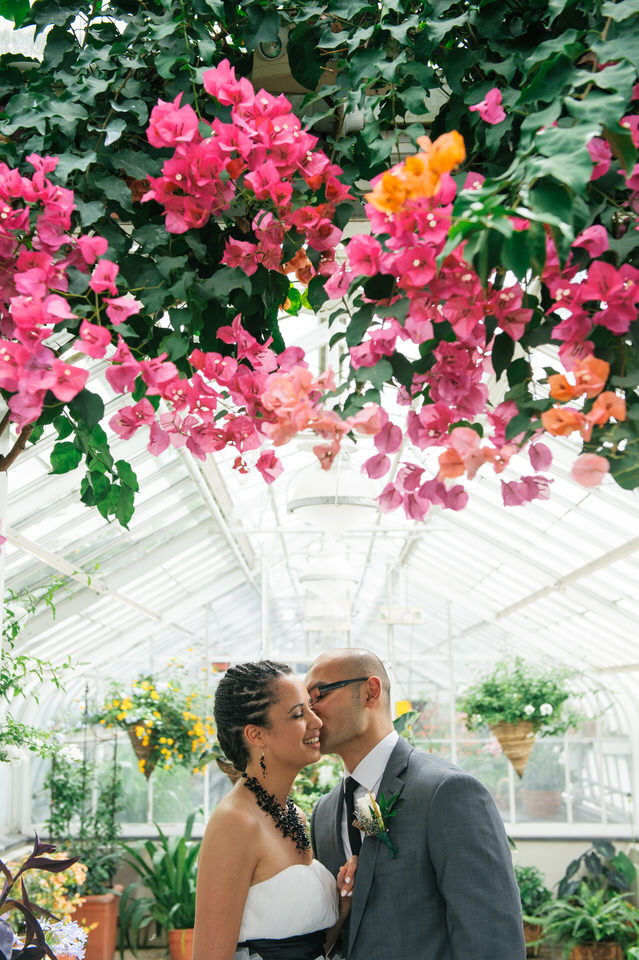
[168,928,194,960]
[569,944,623,960]
[70,890,120,960]
[523,921,542,957]
[521,788,562,819]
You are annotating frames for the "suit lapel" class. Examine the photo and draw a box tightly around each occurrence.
[347,738,412,954]
[318,784,346,876]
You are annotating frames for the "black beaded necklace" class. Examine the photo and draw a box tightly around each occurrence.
[242,773,310,853]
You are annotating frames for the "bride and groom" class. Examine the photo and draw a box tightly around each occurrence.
[193,650,526,960]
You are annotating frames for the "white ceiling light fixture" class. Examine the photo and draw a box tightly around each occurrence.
[286,448,379,533]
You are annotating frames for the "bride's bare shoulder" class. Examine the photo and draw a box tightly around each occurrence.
[203,784,261,843]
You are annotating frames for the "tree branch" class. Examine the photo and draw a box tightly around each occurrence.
[0,425,34,472]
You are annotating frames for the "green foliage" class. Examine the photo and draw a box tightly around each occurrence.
[558,840,637,901]
[1,0,638,518]
[514,864,553,915]
[118,809,201,953]
[531,885,639,957]
[291,754,342,820]
[459,656,581,735]
[44,749,124,896]
[1,581,75,764]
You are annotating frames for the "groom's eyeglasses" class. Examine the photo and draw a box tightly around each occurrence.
[308,677,369,706]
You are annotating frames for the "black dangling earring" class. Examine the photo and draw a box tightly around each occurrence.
[260,751,267,777]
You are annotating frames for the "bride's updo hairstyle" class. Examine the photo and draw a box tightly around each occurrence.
[214,660,292,772]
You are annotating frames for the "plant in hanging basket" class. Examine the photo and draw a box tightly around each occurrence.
[459,657,581,776]
[90,662,215,779]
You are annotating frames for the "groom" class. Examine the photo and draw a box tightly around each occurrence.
[306,648,526,960]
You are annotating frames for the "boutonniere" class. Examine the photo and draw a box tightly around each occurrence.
[353,791,402,858]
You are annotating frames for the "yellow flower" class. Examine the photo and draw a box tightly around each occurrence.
[150,690,160,701]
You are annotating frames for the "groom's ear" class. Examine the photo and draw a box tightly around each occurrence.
[364,676,383,706]
[244,723,265,747]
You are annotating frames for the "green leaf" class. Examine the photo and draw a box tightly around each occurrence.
[70,390,105,431]
[491,332,515,381]
[50,442,82,474]
[354,358,393,390]
[103,117,127,147]
[507,357,530,388]
[243,7,281,52]
[116,460,139,492]
[307,275,328,310]
[211,266,252,298]
[53,415,74,440]
[609,450,639,489]
[345,305,374,346]
[505,413,533,441]
[158,333,189,361]
[0,0,30,26]
[601,0,639,20]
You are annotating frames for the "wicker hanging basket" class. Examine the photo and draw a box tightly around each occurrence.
[127,723,157,780]
[490,721,536,777]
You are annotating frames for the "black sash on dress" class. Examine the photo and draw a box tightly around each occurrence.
[237,929,325,959]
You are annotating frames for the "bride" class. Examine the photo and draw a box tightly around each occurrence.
[193,660,357,960]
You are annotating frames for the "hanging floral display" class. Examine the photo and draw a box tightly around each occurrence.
[92,664,215,779]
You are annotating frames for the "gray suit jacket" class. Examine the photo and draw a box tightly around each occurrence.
[311,737,526,960]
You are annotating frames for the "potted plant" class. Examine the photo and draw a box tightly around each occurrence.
[44,744,123,960]
[118,810,201,960]
[515,865,553,956]
[0,835,80,960]
[91,663,215,780]
[521,744,565,820]
[459,657,580,776]
[530,885,639,959]
[558,842,636,902]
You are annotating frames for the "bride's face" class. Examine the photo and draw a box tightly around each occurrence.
[259,674,322,770]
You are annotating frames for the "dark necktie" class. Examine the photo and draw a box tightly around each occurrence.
[344,776,362,856]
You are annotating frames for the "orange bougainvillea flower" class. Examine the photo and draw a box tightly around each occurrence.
[573,355,610,398]
[418,131,466,175]
[437,447,466,479]
[366,131,466,213]
[586,390,626,425]
[548,373,575,402]
[541,407,587,436]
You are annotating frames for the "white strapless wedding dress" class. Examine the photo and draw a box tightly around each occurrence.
[234,859,339,960]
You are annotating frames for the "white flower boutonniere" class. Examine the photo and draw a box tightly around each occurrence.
[353,791,402,858]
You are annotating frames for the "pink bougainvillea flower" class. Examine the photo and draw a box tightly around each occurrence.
[571,453,609,487]
[572,225,609,258]
[347,234,383,277]
[362,453,391,480]
[148,420,171,456]
[109,398,156,440]
[89,259,119,295]
[77,234,108,265]
[147,93,199,149]
[469,88,506,124]
[378,482,403,512]
[374,420,402,455]
[256,449,283,484]
[103,294,143,325]
[47,359,89,402]
[529,443,553,471]
[75,319,112,359]
[587,137,612,180]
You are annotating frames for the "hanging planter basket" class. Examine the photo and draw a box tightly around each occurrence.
[127,723,157,780]
[490,721,535,777]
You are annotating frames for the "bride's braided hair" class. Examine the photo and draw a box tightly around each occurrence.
[214,660,292,771]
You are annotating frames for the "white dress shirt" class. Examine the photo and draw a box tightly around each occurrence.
[341,730,399,857]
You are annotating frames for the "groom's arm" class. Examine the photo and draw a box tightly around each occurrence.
[427,771,526,960]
